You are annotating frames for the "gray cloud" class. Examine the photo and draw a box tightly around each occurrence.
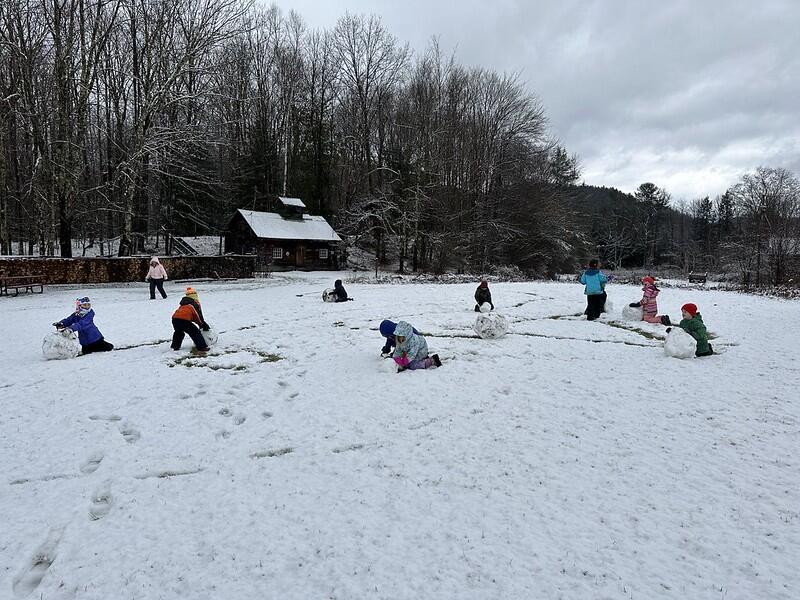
[278,0,800,200]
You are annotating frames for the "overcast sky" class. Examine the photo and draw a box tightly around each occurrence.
[276,0,799,202]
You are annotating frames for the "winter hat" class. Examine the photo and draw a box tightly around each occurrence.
[642,276,655,285]
[335,279,342,287]
[681,303,698,317]
[185,287,199,302]
[479,279,488,288]
[379,319,397,338]
[75,296,91,315]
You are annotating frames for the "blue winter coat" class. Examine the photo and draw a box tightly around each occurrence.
[59,310,104,346]
[579,269,608,295]
[392,321,428,362]
[380,319,419,353]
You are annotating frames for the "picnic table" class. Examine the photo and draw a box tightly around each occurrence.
[0,274,45,296]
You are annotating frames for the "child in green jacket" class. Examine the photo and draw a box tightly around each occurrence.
[671,303,713,356]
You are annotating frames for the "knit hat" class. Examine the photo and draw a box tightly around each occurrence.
[185,287,199,302]
[642,276,655,285]
[379,319,396,338]
[681,303,698,317]
[479,279,488,288]
[75,296,91,315]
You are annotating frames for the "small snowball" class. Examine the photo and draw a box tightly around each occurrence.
[202,327,219,347]
[664,327,697,359]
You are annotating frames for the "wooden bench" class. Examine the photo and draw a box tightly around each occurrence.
[0,274,46,296]
[688,272,707,284]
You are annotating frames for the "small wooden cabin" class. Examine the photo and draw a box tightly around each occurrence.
[225,199,341,270]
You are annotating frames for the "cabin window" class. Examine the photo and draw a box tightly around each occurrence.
[319,249,329,259]
[272,247,283,259]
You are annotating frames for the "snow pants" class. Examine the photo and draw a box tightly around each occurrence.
[82,338,114,354]
[171,318,209,351]
[585,292,606,320]
[394,356,435,370]
[149,278,167,299]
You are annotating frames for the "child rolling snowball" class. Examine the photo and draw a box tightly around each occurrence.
[667,303,713,357]
[171,287,211,354]
[474,280,494,312]
[628,276,671,325]
[392,321,441,372]
[53,297,114,355]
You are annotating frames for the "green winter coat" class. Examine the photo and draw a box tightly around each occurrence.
[678,313,711,355]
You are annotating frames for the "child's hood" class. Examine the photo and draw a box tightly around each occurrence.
[394,321,415,339]
[584,268,599,276]
[150,256,161,264]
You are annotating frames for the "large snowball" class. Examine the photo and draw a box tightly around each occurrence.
[622,304,643,321]
[322,288,337,302]
[473,313,509,339]
[202,327,219,347]
[43,330,81,360]
[479,302,492,313]
[664,328,697,359]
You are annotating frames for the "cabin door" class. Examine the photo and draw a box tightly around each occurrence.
[296,244,305,267]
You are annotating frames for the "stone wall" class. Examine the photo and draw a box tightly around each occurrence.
[0,255,258,284]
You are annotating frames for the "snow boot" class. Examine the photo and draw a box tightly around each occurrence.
[431,354,442,367]
[660,315,672,326]
[191,347,209,356]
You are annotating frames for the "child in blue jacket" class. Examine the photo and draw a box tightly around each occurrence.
[54,297,114,354]
[579,259,608,321]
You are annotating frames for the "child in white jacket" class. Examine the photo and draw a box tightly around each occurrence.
[146,256,168,299]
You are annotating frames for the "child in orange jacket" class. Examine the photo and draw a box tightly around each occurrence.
[170,287,210,353]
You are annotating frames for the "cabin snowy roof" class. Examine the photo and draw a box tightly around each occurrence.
[236,209,341,242]
[277,196,306,209]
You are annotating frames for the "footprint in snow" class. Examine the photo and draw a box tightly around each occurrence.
[119,424,140,444]
[234,415,246,426]
[251,447,293,459]
[88,486,114,521]
[332,443,365,454]
[261,411,273,419]
[12,527,64,597]
[219,407,232,417]
[79,452,104,474]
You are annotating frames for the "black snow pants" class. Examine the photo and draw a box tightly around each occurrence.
[585,292,607,321]
[171,318,209,351]
[82,338,114,354]
[149,278,167,299]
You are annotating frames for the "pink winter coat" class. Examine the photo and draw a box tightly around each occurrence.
[640,283,659,317]
[146,257,168,280]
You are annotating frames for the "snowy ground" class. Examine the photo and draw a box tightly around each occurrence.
[2,274,798,599]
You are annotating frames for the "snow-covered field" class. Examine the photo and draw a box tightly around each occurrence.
[2,273,798,599]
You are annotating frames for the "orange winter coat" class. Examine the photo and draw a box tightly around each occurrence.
[172,297,203,324]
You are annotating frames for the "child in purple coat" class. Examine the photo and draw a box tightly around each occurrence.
[54,297,114,354]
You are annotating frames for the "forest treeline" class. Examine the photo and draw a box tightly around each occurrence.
[1,1,798,285]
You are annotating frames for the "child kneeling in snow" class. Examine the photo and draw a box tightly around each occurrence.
[629,276,671,325]
[379,319,419,356]
[53,297,114,354]
[668,303,713,357]
[392,321,441,372]
[171,287,210,353]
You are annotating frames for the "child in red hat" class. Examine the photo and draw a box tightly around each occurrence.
[629,276,671,325]
[668,303,713,356]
